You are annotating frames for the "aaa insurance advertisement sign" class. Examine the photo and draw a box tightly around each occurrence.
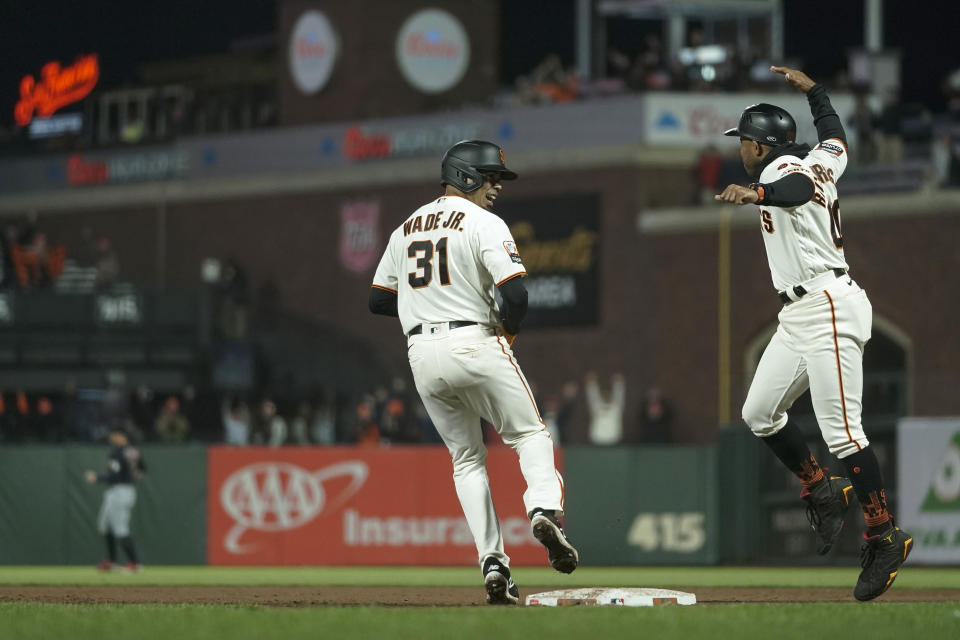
[897,417,960,563]
[208,447,551,565]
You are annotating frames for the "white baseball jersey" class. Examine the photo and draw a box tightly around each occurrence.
[372,195,526,335]
[371,192,565,569]
[743,137,873,461]
[757,138,849,291]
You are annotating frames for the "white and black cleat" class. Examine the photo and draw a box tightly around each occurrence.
[531,509,579,574]
[482,557,519,605]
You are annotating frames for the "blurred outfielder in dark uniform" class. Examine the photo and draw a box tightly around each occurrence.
[84,428,146,572]
[716,66,912,601]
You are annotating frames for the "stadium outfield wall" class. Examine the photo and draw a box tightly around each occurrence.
[3,422,958,567]
[0,442,739,567]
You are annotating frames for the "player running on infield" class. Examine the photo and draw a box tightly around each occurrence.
[716,67,912,601]
[369,139,578,605]
[85,428,146,572]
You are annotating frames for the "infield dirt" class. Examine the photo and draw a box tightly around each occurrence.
[1,586,958,606]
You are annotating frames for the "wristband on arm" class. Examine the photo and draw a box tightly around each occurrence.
[748,183,766,204]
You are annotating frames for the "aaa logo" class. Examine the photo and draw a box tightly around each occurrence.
[921,432,960,512]
[220,460,368,553]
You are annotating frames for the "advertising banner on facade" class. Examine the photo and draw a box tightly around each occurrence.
[207,446,555,566]
[897,417,960,564]
[498,193,600,328]
[0,96,647,195]
[395,9,469,94]
[643,92,855,147]
[339,200,381,274]
[288,10,338,95]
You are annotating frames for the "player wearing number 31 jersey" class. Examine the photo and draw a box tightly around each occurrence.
[369,140,578,606]
[717,67,912,602]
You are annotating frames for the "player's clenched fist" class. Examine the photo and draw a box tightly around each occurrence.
[714,184,759,205]
[770,65,816,93]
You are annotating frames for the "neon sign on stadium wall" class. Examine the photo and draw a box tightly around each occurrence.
[14,54,99,126]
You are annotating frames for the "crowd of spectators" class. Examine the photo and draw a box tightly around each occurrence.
[690,65,960,198]
[0,217,121,293]
[507,29,822,109]
[0,371,673,448]
[507,36,960,192]
[0,217,66,291]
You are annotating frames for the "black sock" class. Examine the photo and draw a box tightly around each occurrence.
[119,537,139,564]
[758,420,825,488]
[105,533,116,562]
[841,447,892,535]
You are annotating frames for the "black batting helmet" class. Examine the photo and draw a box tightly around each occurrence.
[441,140,518,193]
[724,103,797,146]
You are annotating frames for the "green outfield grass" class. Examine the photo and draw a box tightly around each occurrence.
[1,602,959,640]
[1,566,958,640]
[2,565,960,589]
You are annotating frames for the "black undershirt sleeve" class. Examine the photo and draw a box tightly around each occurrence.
[807,84,847,146]
[497,277,528,335]
[368,287,399,317]
[759,172,816,207]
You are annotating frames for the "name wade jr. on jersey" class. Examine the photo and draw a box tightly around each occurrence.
[374,195,526,337]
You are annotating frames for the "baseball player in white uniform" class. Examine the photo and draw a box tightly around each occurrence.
[368,140,578,605]
[716,66,912,601]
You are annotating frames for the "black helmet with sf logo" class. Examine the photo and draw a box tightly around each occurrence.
[724,103,797,146]
[441,140,518,193]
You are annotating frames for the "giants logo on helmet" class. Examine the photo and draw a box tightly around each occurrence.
[220,461,368,553]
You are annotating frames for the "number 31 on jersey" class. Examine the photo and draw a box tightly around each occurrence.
[408,238,450,288]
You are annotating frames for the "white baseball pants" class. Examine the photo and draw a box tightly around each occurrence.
[408,322,564,567]
[743,274,872,459]
[97,484,137,537]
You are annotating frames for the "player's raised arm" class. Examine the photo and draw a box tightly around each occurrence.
[771,65,847,147]
[715,175,815,209]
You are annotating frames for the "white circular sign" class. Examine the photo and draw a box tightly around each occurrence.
[395,9,470,94]
[289,10,338,94]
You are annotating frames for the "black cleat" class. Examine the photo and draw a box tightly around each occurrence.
[530,508,579,574]
[482,556,519,605]
[854,525,913,602]
[802,475,854,555]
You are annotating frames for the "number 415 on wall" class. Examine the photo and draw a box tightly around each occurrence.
[626,512,706,552]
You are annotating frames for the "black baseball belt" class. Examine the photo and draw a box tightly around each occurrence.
[778,268,847,305]
[408,320,477,337]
